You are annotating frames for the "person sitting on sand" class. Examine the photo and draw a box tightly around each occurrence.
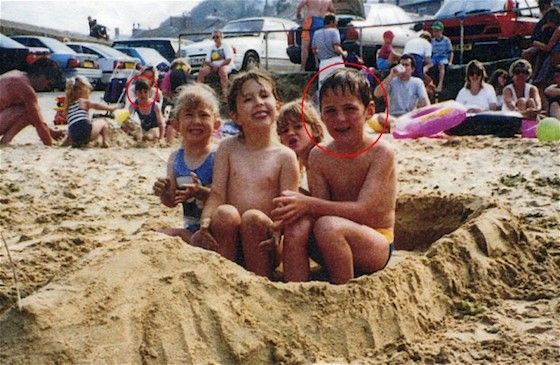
[544,64,560,118]
[502,59,542,119]
[0,58,65,145]
[372,54,430,131]
[190,69,300,281]
[125,79,164,141]
[63,76,114,148]
[153,84,221,243]
[272,68,397,284]
[455,60,498,113]
[276,99,324,193]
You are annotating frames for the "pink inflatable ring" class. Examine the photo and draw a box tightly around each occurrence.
[393,101,467,139]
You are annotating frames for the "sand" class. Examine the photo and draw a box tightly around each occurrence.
[0,110,559,363]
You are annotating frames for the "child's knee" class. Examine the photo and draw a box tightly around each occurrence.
[213,204,241,228]
[314,216,342,241]
[241,209,269,229]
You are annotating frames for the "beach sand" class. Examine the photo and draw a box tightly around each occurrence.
[0,99,559,363]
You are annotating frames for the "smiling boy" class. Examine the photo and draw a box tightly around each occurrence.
[273,68,397,284]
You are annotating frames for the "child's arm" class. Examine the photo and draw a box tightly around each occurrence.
[198,140,231,228]
[155,105,164,140]
[85,99,116,112]
[153,151,177,207]
[275,145,396,226]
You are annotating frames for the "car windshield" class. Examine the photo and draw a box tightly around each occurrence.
[135,48,169,65]
[38,37,76,53]
[222,19,264,35]
[435,0,505,18]
[86,43,129,58]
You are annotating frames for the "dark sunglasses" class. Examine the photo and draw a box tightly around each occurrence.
[513,69,529,75]
[212,35,221,39]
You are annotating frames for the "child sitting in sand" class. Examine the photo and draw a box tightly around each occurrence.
[125,79,164,141]
[272,68,397,284]
[64,76,114,147]
[153,84,221,243]
[276,99,324,192]
[190,69,300,280]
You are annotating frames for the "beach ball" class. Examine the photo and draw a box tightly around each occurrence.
[536,117,560,141]
[114,109,130,124]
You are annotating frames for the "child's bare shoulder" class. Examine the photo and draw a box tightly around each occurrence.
[216,135,240,152]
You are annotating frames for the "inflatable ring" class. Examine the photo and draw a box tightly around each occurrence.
[393,101,466,139]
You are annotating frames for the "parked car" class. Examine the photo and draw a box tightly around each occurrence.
[11,35,102,90]
[112,38,191,62]
[0,34,50,74]
[66,41,139,85]
[183,17,299,73]
[113,46,170,72]
[423,0,540,63]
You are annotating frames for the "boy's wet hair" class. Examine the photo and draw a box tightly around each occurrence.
[134,78,151,92]
[277,99,324,143]
[227,69,280,115]
[173,83,220,119]
[27,58,62,87]
[319,68,372,108]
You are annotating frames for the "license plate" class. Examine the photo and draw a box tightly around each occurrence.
[83,60,94,68]
[125,62,135,69]
[190,56,206,65]
[452,43,472,51]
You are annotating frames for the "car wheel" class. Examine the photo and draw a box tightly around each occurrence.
[242,52,260,70]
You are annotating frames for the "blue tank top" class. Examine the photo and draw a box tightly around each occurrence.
[174,148,216,232]
[134,101,158,131]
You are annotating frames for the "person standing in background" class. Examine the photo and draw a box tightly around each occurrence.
[296,0,335,71]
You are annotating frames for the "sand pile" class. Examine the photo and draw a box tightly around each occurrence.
[0,135,559,364]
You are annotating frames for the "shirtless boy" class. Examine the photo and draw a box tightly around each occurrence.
[0,59,65,145]
[273,68,397,284]
[191,70,300,280]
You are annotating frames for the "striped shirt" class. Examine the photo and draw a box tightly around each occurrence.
[67,101,89,127]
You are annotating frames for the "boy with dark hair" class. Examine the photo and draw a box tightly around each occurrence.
[272,68,397,284]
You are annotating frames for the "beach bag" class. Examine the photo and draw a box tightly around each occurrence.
[103,78,127,104]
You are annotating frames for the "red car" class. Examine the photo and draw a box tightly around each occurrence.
[424,0,540,63]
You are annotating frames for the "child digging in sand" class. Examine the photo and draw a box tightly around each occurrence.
[272,68,397,284]
[190,69,301,280]
[153,84,221,243]
[124,79,164,141]
[64,76,113,147]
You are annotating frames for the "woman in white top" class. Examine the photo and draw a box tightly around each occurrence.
[502,59,541,119]
[456,60,497,113]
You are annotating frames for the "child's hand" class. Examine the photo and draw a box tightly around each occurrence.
[271,191,310,226]
[153,177,170,197]
[174,172,204,204]
[190,228,219,251]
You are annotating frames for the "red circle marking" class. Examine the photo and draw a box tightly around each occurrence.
[125,74,160,109]
[301,61,390,159]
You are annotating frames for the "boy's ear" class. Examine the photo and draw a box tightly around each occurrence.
[365,101,375,120]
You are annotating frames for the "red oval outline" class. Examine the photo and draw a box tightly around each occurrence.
[301,61,390,159]
[125,74,160,109]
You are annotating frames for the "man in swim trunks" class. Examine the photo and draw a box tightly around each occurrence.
[0,58,65,145]
[272,68,397,284]
[296,0,336,71]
